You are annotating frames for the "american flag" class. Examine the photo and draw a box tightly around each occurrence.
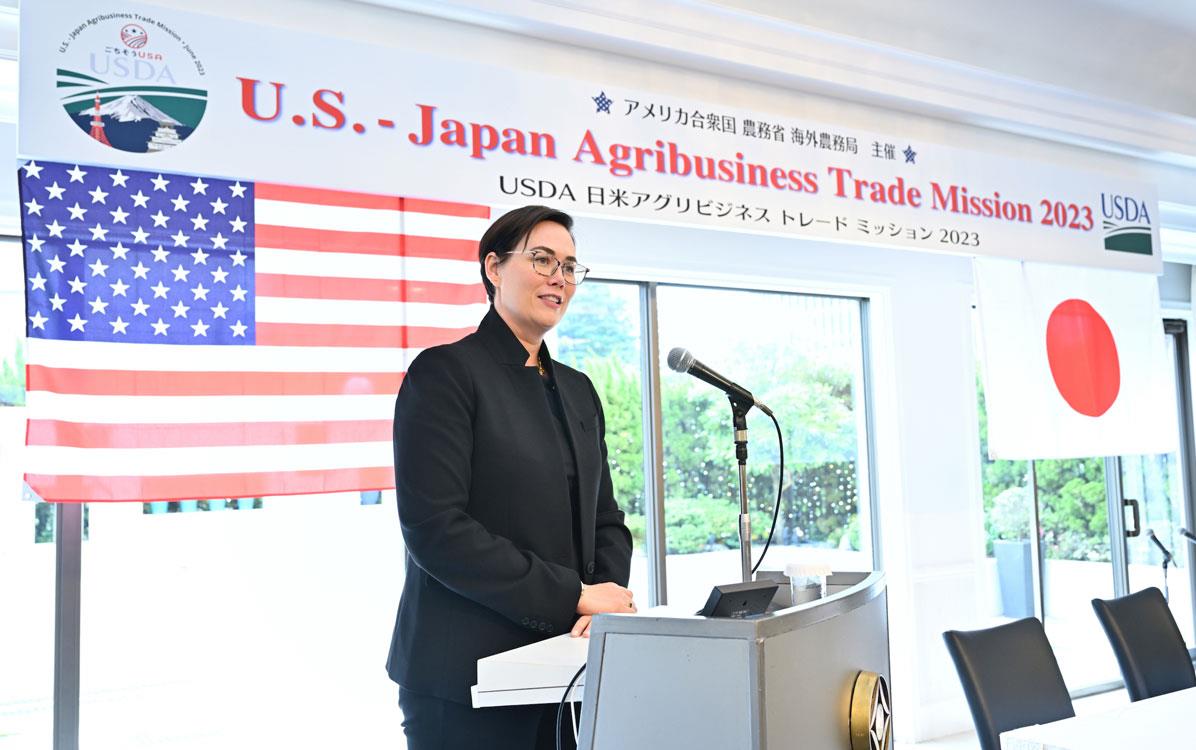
[19,160,490,502]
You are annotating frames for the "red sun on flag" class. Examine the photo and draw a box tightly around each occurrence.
[1045,299,1121,417]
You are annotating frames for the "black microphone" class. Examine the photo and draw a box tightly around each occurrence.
[1180,528,1196,546]
[667,348,773,416]
[1148,529,1174,564]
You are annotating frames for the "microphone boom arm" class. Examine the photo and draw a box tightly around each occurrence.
[668,347,762,582]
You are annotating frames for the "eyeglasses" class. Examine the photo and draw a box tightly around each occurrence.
[521,249,589,285]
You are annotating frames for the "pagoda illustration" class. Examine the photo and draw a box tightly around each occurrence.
[146,122,182,152]
[87,94,111,147]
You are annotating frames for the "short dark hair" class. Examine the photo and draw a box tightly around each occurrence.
[478,205,574,303]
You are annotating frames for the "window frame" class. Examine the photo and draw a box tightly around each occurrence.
[582,273,881,606]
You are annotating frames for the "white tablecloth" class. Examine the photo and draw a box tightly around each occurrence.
[1000,687,1196,749]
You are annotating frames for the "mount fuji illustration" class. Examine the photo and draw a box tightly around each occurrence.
[77,94,181,125]
[75,94,186,151]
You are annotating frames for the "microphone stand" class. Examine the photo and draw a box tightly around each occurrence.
[1148,530,1174,603]
[1161,548,1171,604]
[729,395,753,583]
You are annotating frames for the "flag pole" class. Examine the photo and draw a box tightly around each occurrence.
[53,502,83,750]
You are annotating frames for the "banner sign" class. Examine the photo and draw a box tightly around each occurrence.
[20,2,1161,273]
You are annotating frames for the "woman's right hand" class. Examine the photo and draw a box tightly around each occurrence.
[577,581,637,615]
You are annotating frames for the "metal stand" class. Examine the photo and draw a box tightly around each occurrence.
[1163,556,1171,603]
[54,502,82,750]
[730,397,752,582]
[1148,530,1175,603]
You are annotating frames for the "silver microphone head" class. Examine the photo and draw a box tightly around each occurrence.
[667,347,693,373]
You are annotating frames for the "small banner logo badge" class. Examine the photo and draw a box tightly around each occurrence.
[57,14,207,154]
[1101,192,1153,255]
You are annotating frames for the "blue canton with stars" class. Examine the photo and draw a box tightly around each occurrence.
[20,161,256,345]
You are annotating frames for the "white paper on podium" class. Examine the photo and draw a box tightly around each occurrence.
[471,634,589,708]
[471,607,690,707]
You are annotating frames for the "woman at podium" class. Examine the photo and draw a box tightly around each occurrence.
[387,205,636,749]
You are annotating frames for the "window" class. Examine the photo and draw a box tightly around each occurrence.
[655,286,872,607]
[555,281,876,609]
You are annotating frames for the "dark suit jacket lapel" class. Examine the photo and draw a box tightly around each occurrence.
[545,349,596,580]
[476,307,553,443]
[475,307,589,569]
[480,308,598,578]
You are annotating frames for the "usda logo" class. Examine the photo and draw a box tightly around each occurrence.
[1100,193,1153,256]
[56,13,207,153]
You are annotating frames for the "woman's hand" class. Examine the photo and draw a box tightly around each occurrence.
[577,581,636,616]
[570,615,593,638]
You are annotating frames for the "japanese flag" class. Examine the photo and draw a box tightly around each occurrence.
[974,257,1177,460]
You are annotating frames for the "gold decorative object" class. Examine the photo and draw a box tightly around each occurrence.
[849,670,892,750]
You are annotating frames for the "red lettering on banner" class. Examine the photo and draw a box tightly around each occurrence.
[440,119,468,148]
[573,130,606,167]
[827,166,852,198]
[468,122,499,159]
[825,166,920,206]
[409,104,555,160]
[238,77,284,122]
[409,104,436,146]
[312,89,347,130]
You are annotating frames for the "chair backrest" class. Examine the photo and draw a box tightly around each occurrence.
[1091,587,1196,702]
[942,617,1075,750]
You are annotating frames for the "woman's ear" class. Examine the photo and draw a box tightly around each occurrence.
[484,252,502,291]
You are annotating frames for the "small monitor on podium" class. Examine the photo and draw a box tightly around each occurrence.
[696,581,777,618]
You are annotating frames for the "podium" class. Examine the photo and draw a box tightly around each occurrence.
[473,571,891,749]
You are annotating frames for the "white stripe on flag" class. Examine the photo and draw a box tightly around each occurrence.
[255,200,489,239]
[402,211,490,241]
[26,338,422,372]
[254,247,478,284]
[255,199,402,233]
[24,440,394,476]
[255,298,489,327]
[24,392,395,422]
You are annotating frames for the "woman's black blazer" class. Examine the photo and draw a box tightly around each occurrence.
[386,307,633,704]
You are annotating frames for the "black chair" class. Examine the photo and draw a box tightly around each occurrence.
[943,617,1074,750]
[1091,587,1196,702]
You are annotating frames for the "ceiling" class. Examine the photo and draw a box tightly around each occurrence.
[714,0,1196,118]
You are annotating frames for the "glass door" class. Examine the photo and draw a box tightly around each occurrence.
[1036,457,1123,690]
[1112,323,1196,650]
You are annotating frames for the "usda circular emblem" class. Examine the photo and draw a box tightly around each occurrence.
[57,12,207,154]
[120,24,148,49]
